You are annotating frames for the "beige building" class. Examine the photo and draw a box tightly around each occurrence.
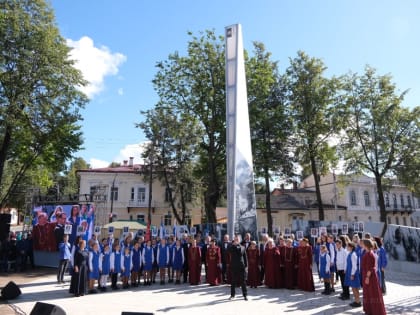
[77,158,202,228]
[301,173,419,227]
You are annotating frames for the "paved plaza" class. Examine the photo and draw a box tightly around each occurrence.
[1,267,419,315]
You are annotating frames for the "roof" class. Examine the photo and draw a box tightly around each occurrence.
[256,194,309,210]
[77,164,146,174]
[102,220,147,230]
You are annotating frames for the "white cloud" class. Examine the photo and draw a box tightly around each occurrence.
[114,143,146,164]
[117,88,124,96]
[89,158,109,169]
[67,36,127,98]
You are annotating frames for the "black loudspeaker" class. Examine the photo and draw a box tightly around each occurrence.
[30,302,66,315]
[0,213,11,241]
[121,312,154,315]
[1,281,21,300]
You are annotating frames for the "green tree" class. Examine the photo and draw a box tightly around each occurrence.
[286,51,341,220]
[137,106,203,224]
[0,0,87,207]
[341,67,420,229]
[247,42,295,236]
[152,30,226,223]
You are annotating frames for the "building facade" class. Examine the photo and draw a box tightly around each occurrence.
[301,173,419,227]
[77,158,202,228]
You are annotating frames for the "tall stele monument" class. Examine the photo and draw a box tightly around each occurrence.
[225,24,258,240]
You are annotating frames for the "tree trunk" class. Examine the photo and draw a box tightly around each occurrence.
[310,153,324,221]
[264,166,273,237]
[374,173,388,237]
[163,168,182,224]
[0,126,12,189]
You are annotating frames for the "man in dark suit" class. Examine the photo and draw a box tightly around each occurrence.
[220,234,230,283]
[228,234,248,300]
[182,234,191,283]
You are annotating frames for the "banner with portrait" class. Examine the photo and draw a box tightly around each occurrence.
[32,204,95,252]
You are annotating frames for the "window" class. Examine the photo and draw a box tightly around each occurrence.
[130,188,135,200]
[165,187,172,202]
[185,215,192,226]
[137,214,145,223]
[338,215,342,221]
[395,216,399,225]
[407,196,412,208]
[137,187,146,202]
[403,216,407,226]
[364,191,370,207]
[350,190,357,205]
[354,216,358,221]
[400,194,404,208]
[387,216,391,224]
[368,216,372,221]
[164,214,172,226]
[110,187,118,201]
[385,194,390,207]
[393,194,397,209]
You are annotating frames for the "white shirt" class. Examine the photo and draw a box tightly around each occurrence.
[335,247,348,271]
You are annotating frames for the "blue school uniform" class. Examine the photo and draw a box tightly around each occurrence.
[157,244,169,268]
[142,246,154,271]
[111,250,122,274]
[172,246,184,271]
[326,242,336,272]
[344,251,361,288]
[319,252,330,279]
[89,250,100,279]
[132,247,142,272]
[168,243,174,267]
[100,250,111,275]
[122,253,132,277]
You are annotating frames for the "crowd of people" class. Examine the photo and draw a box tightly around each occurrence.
[0,232,34,273]
[61,228,387,314]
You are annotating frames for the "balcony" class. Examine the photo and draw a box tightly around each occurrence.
[128,199,149,208]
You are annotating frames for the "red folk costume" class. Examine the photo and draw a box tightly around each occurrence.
[297,244,315,292]
[362,251,386,315]
[263,245,280,288]
[206,245,221,285]
[246,246,261,287]
[284,245,297,289]
[277,245,286,288]
[33,222,56,251]
[188,245,202,285]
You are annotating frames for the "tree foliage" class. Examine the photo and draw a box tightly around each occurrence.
[247,42,295,236]
[285,51,341,220]
[137,106,203,224]
[150,30,226,223]
[341,66,420,226]
[0,0,87,207]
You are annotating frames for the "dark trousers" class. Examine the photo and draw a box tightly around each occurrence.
[183,263,189,283]
[380,269,386,294]
[111,272,118,288]
[337,269,349,297]
[230,269,247,297]
[57,259,68,282]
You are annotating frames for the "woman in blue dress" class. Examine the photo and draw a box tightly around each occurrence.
[142,240,154,285]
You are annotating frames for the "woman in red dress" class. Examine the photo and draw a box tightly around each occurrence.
[361,239,386,315]
[188,239,202,285]
[206,239,221,285]
[284,239,297,289]
[297,238,315,292]
[246,241,261,288]
[263,239,280,288]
